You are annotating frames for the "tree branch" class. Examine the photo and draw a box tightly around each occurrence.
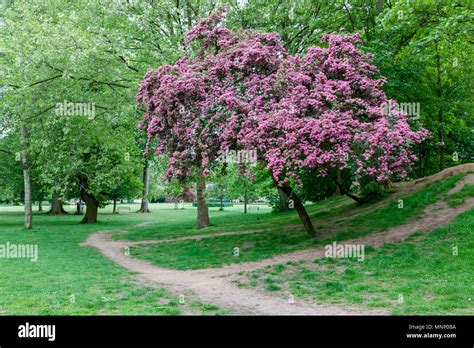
[331,175,364,203]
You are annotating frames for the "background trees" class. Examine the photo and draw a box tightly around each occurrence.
[372,1,473,174]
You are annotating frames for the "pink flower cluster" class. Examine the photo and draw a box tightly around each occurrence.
[136,8,429,185]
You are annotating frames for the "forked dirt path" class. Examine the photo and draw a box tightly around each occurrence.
[83,231,387,315]
[82,173,474,315]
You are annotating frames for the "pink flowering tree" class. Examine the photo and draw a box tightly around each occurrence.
[137,8,428,235]
[136,8,238,228]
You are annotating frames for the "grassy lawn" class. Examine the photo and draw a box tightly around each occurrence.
[129,173,468,270]
[232,206,474,315]
[1,172,471,314]
[115,203,273,241]
[0,204,223,315]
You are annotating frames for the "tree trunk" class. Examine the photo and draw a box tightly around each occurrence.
[278,183,316,237]
[76,173,99,224]
[293,194,316,237]
[21,125,33,229]
[48,193,67,215]
[243,180,248,214]
[383,179,394,190]
[277,187,290,212]
[335,169,342,195]
[137,163,151,213]
[332,176,364,203]
[435,41,445,172]
[438,119,445,171]
[113,198,117,214]
[196,167,210,228]
[38,200,43,212]
[81,193,98,224]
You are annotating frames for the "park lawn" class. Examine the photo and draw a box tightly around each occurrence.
[232,206,474,315]
[0,205,223,315]
[0,173,471,314]
[129,173,469,270]
[115,196,352,242]
[114,202,275,241]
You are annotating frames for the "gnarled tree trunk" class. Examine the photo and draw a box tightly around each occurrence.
[76,174,99,224]
[81,193,98,224]
[196,167,210,228]
[48,193,67,215]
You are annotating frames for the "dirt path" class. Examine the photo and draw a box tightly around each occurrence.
[82,172,474,315]
[83,231,386,315]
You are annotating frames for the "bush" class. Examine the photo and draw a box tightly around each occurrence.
[360,181,386,202]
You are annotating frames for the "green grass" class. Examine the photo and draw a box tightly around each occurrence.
[1,171,472,314]
[188,301,230,315]
[234,207,474,315]
[444,184,474,207]
[130,228,318,269]
[114,196,355,241]
[115,203,273,241]
[116,196,351,242]
[0,204,219,315]
[129,173,468,270]
[335,172,470,238]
